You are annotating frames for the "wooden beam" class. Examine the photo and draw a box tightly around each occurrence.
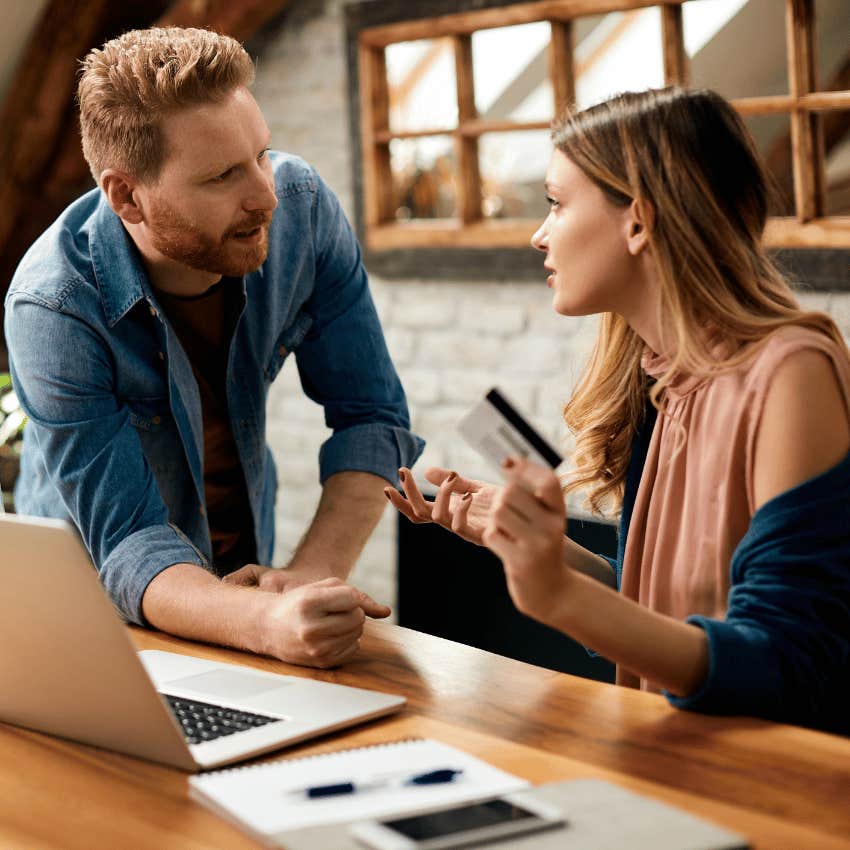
[785,0,824,221]
[359,44,394,226]
[375,119,552,143]
[0,0,111,252]
[732,91,850,114]
[661,3,688,86]
[764,216,850,247]
[549,20,575,116]
[155,0,293,43]
[360,1,684,48]
[453,34,482,223]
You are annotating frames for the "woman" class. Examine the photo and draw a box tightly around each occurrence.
[386,87,850,733]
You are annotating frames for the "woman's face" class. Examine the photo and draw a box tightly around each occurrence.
[531,150,638,317]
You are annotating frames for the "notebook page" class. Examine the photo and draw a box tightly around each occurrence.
[189,738,528,835]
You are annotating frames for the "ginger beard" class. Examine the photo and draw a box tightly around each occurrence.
[147,194,272,277]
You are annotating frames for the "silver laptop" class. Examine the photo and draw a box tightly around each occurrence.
[0,513,405,771]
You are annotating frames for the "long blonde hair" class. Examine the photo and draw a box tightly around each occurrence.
[558,87,846,515]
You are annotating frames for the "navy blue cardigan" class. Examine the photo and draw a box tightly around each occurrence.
[609,406,850,734]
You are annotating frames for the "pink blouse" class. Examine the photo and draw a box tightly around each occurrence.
[617,325,850,691]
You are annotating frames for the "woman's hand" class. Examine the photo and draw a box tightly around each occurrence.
[384,466,500,546]
[482,457,573,625]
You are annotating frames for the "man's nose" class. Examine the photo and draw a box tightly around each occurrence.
[244,165,278,212]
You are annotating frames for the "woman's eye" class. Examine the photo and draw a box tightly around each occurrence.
[546,196,559,209]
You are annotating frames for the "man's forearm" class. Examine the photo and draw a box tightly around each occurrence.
[141,562,272,653]
[287,470,388,581]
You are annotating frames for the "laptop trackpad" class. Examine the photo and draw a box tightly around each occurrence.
[165,669,291,700]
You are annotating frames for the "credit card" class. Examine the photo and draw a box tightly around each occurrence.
[457,387,563,474]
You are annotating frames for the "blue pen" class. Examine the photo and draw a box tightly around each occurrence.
[300,768,464,798]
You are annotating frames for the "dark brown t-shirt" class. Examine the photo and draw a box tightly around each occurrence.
[155,279,256,572]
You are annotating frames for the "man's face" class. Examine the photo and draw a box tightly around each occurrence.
[140,86,278,278]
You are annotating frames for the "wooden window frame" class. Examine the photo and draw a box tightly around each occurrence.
[345,0,850,281]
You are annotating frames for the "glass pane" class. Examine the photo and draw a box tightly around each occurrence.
[824,113,850,215]
[479,130,551,220]
[573,8,664,110]
[386,38,457,133]
[471,21,553,123]
[389,137,457,220]
[742,113,795,217]
[685,0,788,100]
[815,0,850,92]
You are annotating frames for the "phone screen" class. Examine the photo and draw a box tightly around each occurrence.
[381,799,538,841]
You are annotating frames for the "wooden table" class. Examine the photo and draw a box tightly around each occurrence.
[1,622,848,849]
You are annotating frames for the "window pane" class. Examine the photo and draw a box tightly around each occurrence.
[386,38,457,133]
[816,0,850,92]
[479,130,551,220]
[685,0,788,100]
[742,113,795,217]
[824,112,850,215]
[573,8,664,110]
[471,21,553,123]
[389,137,458,220]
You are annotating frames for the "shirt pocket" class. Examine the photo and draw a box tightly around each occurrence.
[265,310,314,382]
[126,396,170,432]
[124,397,182,486]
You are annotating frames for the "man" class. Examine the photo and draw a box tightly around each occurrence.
[4,27,423,667]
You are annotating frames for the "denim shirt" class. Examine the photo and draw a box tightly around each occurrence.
[5,152,424,625]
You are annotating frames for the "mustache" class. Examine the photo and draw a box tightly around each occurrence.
[226,213,272,237]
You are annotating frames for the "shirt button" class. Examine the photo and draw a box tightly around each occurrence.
[158,351,165,361]
[148,305,157,317]
[151,415,162,425]
[278,345,287,356]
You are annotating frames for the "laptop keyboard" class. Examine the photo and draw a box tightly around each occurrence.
[162,694,280,745]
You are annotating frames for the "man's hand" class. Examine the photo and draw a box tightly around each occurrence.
[141,562,390,670]
[257,577,391,668]
[223,563,304,593]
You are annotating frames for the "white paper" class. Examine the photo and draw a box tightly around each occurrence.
[189,738,528,835]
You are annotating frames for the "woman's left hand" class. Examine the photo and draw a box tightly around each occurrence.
[482,457,572,625]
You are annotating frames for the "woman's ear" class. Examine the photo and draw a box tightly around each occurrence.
[100,169,144,225]
[626,198,655,256]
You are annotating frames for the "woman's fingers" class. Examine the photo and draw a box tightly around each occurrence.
[425,466,482,494]
[451,492,475,536]
[399,467,433,520]
[384,485,425,523]
[503,457,564,511]
[431,471,465,526]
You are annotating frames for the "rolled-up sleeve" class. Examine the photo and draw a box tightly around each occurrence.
[6,297,206,624]
[293,175,424,485]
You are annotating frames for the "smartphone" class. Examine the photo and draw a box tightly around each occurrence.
[456,387,563,474]
[348,794,565,850]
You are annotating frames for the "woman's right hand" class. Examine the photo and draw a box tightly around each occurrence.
[384,466,500,546]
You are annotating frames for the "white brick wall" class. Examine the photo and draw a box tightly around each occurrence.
[253,0,850,616]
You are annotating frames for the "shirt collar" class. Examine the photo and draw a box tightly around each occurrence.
[89,194,152,327]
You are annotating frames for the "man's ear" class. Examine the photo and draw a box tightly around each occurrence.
[626,198,655,256]
[100,169,145,224]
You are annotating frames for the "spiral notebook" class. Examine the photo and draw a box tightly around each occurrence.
[189,737,528,841]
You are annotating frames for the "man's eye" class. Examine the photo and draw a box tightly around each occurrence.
[258,148,270,162]
[212,168,234,182]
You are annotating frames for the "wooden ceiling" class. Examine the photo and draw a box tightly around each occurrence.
[0,0,292,366]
